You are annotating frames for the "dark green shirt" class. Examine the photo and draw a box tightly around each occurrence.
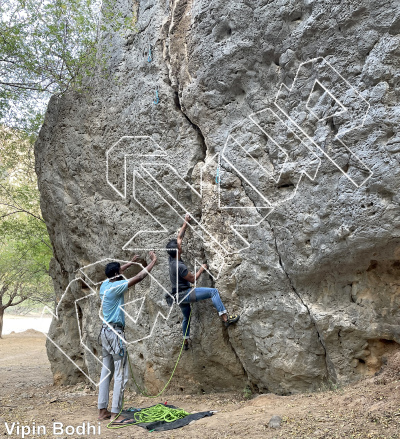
[169,257,191,293]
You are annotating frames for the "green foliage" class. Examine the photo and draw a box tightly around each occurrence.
[0,0,137,314]
[0,0,136,132]
[243,385,253,399]
[0,240,54,305]
[0,126,53,311]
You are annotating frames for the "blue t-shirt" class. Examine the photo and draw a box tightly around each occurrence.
[99,279,128,326]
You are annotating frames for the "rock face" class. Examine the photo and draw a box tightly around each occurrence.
[35,0,400,394]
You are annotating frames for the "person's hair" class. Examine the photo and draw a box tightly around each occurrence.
[105,262,121,278]
[166,239,178,258]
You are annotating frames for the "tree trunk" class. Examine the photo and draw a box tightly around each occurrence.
[0,307,4,338]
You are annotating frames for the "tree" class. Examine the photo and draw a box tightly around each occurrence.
[1,0,99,131]
[0,125,51,259]
[0,2,136,335]
[0,125,53,337]
[0,246,53,337]
[0,0,135,132]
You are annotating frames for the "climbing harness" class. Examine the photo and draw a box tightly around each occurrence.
[98,324,125,357]
[147,45,152,63]
[153,88,159,104]
[106,310,192,430]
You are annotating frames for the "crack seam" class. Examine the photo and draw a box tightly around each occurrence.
[268,219,336,384]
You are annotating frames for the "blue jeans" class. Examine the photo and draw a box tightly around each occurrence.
[179,288,227,339]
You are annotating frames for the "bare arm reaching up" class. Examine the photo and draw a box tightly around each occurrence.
[127,252,157,288]
[177,213,191,255]
[120,254,140,273]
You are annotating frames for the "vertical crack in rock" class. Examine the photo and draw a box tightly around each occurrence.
[161,0,206,161]
[267,219,337,384]
[222,328,249,380]
[173,91,207,161]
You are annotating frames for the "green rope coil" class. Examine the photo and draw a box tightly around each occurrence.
[107,404,189,429]
[133,404,189,424]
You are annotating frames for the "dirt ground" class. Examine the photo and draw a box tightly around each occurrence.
[1,331,400,439]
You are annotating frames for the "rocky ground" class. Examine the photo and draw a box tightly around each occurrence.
[1,331,400,439]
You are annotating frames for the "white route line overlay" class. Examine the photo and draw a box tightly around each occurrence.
[107,136,250,257]
[273,56,372,188]
[220,57,372,215]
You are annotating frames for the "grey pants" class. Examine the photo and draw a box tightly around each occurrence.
[97,327,129,413]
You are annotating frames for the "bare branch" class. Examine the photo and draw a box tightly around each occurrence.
[0,81,44,91]
[0,210,25,219]
[0,202,45,223]
[7,296,27,307]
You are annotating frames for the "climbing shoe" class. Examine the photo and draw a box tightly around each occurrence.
[184,340,190,351]
[224,314,240,327]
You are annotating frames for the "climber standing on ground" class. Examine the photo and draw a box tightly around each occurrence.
[166,214,239,350]
[97,252,157,424]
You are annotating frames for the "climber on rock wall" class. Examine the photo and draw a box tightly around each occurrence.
[97,252,157,424]
[166,214,240,350]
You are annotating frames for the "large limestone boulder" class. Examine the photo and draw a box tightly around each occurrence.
[35,0,400,394]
